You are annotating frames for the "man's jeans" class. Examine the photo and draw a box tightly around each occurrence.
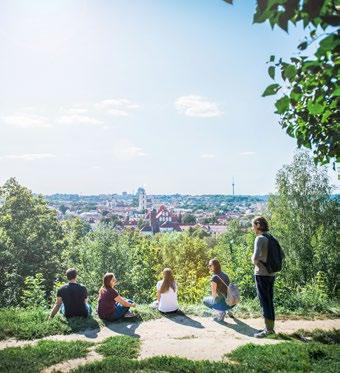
[255,275,275,321]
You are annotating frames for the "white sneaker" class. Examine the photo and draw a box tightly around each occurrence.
[254,329,275,338]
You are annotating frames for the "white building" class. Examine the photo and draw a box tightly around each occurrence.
[138,187,147,212]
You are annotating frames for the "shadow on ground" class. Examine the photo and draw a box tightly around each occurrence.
[103,319,142,338]
[217,317,259,337]
[163,310,205,329]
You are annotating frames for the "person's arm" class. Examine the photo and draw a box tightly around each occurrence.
[156,290,161,302]
[251,236,263,265]
[49,296,63,319]
[211,281,218,298]
[114,295,136,308]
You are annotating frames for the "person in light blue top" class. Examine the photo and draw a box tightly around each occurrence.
[203,258,234,322]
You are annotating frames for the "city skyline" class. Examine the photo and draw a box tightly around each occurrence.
[0,0,338,195]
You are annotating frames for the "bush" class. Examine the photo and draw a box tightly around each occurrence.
[21,273,48,309]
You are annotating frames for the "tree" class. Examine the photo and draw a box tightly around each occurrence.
[268,151,339,295]
[224,0,340,165]
[0,178,65,306]
[182,213,197,225]
[59,204,68,215]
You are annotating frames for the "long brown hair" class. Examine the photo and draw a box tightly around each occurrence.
[159,268,176,294]
[209,258,221,274]
[99,272,115,296]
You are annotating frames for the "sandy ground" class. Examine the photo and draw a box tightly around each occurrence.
[1,316,339,372]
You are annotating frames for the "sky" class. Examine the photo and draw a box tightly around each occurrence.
[0,0,338,195]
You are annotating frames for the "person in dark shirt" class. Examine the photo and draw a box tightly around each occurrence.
[49,268,91,319]
[203,258,234,322]
[97,272,136,321]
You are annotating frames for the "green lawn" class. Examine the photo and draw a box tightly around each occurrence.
[0,340,92,373]
[95,336,140,359]
[0,307,100,340]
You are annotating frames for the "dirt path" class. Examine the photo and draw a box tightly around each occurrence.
[1,316,339,370]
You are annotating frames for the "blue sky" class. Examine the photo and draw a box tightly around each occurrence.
[0,0,338,195]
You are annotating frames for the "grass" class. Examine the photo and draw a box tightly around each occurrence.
[227,341,340,373]
[0,340,92,373]
[0,301,339,341]
[73,336,340,372]
[0,329,339,372]
[270,328,340,344]
[95,336,140,359]
[0,307,100,340]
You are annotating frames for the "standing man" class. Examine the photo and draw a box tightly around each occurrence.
[49,268,91,319]
[251,216,276,338]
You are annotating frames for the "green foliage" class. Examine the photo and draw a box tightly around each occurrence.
[182,213,197,225]
[21,273,48,309]
[224,1,340,165]
[0,340,91,373]
[96,336,140,359]
[268,151,339,295]
[0,178,65,307]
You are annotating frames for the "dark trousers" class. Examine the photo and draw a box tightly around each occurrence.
[255,275,275,321]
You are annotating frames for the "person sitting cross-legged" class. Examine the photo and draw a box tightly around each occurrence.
[97,272,136,321]
[155,268,179,314]
[49,268,91,319]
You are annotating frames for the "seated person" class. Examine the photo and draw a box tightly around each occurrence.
[203,258,234,322]
[49,268,91,319]
[155,268,179,314]
[97,272,136,321]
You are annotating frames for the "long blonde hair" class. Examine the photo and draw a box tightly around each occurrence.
[160,268,176,294]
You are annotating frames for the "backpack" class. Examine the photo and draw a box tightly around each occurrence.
[216,275,240,306]
[226,283,240,306]
[261,233,285,273]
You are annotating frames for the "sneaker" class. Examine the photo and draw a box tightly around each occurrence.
[254,329,275,338]
[123,311,136,318]
[213,311,226,322]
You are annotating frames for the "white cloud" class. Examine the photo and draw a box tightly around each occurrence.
[2,114,51,128]
[0,153,55,161]
[239,151,255,156]
[201,153,215,159]
[95,98,140,116]
[175,95,223,118]
[57,114,102,125]
[113,140,148,160]
[60,105,88,114]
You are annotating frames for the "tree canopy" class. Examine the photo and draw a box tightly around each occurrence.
[224,0,339,166]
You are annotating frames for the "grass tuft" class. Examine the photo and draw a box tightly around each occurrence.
[96,336,140,359]
[0,340,92,373]
[0,307,100,340]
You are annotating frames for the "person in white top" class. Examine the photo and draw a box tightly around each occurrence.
[156,268,179,313]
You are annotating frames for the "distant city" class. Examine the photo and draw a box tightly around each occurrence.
[45,188,268,235]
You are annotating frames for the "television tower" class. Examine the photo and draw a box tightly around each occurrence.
[232,177,235,196]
